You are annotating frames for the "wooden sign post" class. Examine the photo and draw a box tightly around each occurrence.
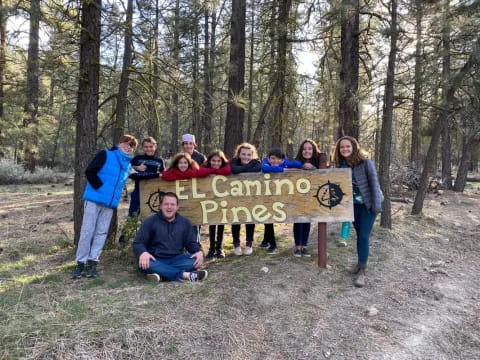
[140,169,353,267]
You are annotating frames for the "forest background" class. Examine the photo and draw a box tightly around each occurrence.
[0,0,479,235]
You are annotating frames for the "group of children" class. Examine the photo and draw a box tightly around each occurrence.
[73,133,382,288]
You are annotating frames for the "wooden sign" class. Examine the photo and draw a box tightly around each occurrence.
[140,169,354,225]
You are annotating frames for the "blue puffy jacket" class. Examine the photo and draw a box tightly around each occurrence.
[83,148,133,208]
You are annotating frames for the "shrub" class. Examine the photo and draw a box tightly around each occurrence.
[0,158,71,185]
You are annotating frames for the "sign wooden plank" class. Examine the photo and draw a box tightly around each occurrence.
[140,169,354,225]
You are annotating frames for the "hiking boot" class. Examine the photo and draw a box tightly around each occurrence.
[258,241,269,249]
[234,247,243,256]
[354,268,366,288]
[244,246,253,255]
[206,250,215,259]
[301,248,311,257]
[266,247,278,255]
[348,264,363,275]
[145,273,161,282]
[189,270,208,282]
[215,249,225,259]
[86,260,98,278]
[71,262,84,279]
[293,249,302,257]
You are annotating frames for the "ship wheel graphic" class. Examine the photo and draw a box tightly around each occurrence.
[146,189,166,213]
[314,181,345,209]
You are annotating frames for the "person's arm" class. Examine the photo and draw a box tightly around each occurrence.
[85,150,107,189]
[284,158,303,169]
[244,159,261,172]
[214,163,231,175]
[184,221,202,254]
[197,166,214,178]
[365,159,383,214]
[261,157,284,173]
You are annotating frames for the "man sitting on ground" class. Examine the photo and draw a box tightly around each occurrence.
[133,192,207,282]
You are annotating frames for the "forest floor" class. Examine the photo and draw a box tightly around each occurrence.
[0,181,479,359]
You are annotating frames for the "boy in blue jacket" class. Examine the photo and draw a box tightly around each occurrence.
[260,149,302,253]
[72,135,138,279]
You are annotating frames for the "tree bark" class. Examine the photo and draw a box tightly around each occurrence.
[224,0,246,157]
[246,0,255,141]
[147,0,160,142]
[0,0,6,118]
[23,0,40,171]
[378,0,398,229]
[410,0,422,166]
[337,0,360,140]
[169,0,180,154]
[453,133,480,192]
[74,0,102,245]
[113,0,133,143]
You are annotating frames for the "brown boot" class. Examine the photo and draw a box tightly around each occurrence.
[353,268,366,288]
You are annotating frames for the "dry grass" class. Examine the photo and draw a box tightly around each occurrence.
[1,184,480,359]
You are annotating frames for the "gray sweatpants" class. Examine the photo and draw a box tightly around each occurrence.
[75,200,114,263]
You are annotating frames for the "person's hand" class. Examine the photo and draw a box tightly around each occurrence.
[303,163,315,170]
[191,251,204,268]
[137,162,147,172]
[139,252,155,270]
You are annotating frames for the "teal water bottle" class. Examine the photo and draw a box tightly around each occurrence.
[340,222,351,239]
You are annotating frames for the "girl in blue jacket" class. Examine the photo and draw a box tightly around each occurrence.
[333,136,383,288]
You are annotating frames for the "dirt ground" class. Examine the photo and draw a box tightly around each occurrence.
[0,182,479,359]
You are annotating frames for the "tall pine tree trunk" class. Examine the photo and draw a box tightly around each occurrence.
[192,15,201,146]
[453,132,480,192]
[0,0,6,118]
[23,0,40,171]
[148,0,160,142]
[410,0,422,166]
[246,0,255,141]
[169,0,180,154]
[224,0,246,156]
[113,0,133,142]
[74,0,102,245]
[337,0,360,140]
[378,0,398,229]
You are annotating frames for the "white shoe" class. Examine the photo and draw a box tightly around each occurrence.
[234,247,243,256]
[244,246,253,255]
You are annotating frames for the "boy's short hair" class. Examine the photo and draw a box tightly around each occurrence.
[268,148,285,159]
[119,134,138,149]
[142,136,157,146]
[160,192,179,204]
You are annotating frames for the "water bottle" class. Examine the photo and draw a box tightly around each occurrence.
[340,222,350,239]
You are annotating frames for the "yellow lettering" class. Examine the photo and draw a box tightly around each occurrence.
[191,178,206,199]
[231,206,252,223]
[296,178,311,194]
[272,202,287,222]
[220,201,229,223]
[263,174,272,195]
[230,180,244,196]
[274,179,295,195]
[252,205,271,222]
[212,175,228,197]
[200,200,218,223]
[175,180,188,200]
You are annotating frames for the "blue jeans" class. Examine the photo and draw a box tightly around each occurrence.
[128,186,140,217]
[293,223,310,246]
[140,253,196,281]
[353,204,377,266]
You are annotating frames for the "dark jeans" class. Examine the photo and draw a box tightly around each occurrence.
[293,223,310,246]
[263,223,276,249]
[128,186,140,217]
[209,225,225,251]
[139,253,195,281]
[353,203,377,266]
[231,224,255,247]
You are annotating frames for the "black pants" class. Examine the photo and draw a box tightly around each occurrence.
[263,223,277,249]
[231,224,255,247]
[208,225,225,251]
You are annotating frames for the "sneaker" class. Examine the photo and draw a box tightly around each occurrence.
[258,241,269,249]
[189,270,208,282]
[301,248,311,257]
[336,239,348,247]
[145,273,161,282]
[354,268,366,287]
[234,247,243,256]
[86,260,98,278]
[71,262,84,279]
[215,249,225,259]
[348,264,363,274]
[293,249,302,257]
[206,250,215,259]
[244,246,253,255]
[266,247,278,255]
